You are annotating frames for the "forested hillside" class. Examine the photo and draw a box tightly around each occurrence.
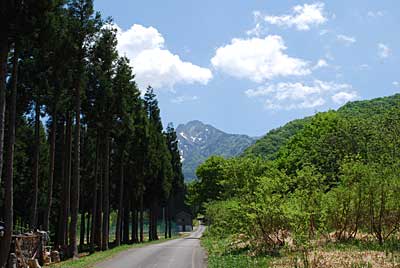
[243,94,400,159]
[337,93,400,117]
[0,1,185,266]
[176,120,256,180]
[189,94,400,267]
[242,118,310,159]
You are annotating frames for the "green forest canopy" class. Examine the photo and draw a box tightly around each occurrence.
[243,93,400,159]
[189,93,400,254]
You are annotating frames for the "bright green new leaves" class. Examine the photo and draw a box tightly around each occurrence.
[190,94,400,253]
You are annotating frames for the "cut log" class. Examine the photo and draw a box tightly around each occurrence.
[27,259,41,268]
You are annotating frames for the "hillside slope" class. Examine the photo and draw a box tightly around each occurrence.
[243,94,400,159]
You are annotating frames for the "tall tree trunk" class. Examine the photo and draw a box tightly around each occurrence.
[148,208,152,241]
[132,206,138,243]
[69,81,82,258]
[0,37,8,187]
[164,207,168,239]
[139,192,144,243]
[149,202,158,241]
[115,161,124,246]
[44,111,56,231]
[56,117,66,247]
[0,42,18,268]
[86,212,90,246]
[95,152,103,248]
[30,99,40,230]
[95,185,103,247]
[90,135,99,252]
[152,201,159,241]
[122,191,130,244]
[60,112,72,249]
[102,135,110,250]
[80,212,85,247]
[168,201,172,238]
[129,196,135,243]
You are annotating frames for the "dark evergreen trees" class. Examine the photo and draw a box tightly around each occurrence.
[0,3,186,264]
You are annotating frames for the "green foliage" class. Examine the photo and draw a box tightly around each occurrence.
[243,117,310,159]
[244,94,400,162]
[202,233,272,268]
[0,0,186,260]
[144,86,173,201]
[205,199,248,238]
[12,116,49,224]
[190,94,400,259]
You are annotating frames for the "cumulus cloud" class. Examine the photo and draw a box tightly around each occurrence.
[115,24,212,90]
[378,43,391,59]
[331,91,358,104]
[116,24,164,58]
[313,59,328,70]
[170,95,199,104]
[245,80,358,110]
[211,36,310,82]
[393,81,400,87]
[264,2,327,31]
[337,34,356,45]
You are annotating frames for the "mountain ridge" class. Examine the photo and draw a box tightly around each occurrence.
[243,93,400,159]
[176,120,256,180]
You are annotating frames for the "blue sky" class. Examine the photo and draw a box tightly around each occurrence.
[95,0,399,136]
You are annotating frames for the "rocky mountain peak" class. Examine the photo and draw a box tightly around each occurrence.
[176,120,257,181]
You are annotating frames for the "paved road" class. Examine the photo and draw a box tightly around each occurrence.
[95,225,207,268]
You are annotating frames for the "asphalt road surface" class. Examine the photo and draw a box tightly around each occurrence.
[95,225,207,268]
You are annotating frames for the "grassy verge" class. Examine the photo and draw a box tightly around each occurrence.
[201,233,272,268]
[201,231,400,268]
[48,236,179,268]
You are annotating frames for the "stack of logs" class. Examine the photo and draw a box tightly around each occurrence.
[9,231,60,268]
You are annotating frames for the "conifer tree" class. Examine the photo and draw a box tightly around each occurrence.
[67,0,101,257]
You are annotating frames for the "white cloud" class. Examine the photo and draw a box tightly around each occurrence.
[264,2,327,31]
[367,11,384,18]
[116,24,164,59]
[211,36,310,82]
[246,11,265,37]
[171,95,199,104]
[331,91,358,104]
[378,43,391,59]
[246,23,263,37]
[313,59,328,69]
[115,24,212,90]
[319,29,329,36]
[245,80,357,110]
[337,34,356,45]
[393,81,400,87]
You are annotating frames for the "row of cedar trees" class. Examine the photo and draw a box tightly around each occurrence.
[0,0,186,266]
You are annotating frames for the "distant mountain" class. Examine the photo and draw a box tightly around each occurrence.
[243,93,400,159]
[176,120,256,181]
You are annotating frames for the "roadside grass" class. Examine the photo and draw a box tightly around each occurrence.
[201,231,400,268]
[207,254,271,268]
[202,234,272,268]
[48,236,179,268]
[322,237,400,253]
